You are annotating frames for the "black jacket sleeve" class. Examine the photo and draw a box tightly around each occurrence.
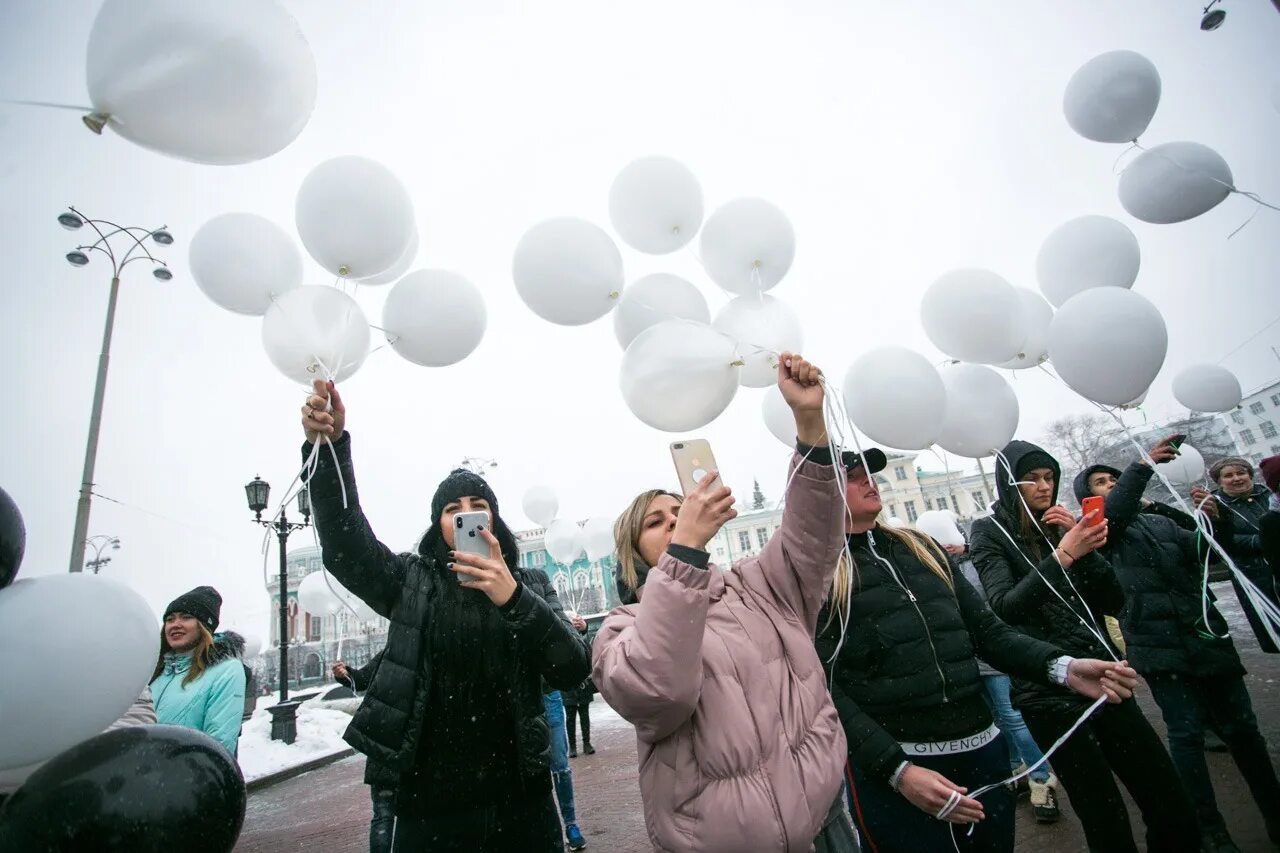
[830,676,907,785]
[348,649,385,692]
[304,433,408,618]
[499,570,590,690]
[1104,463,1153,536]
[1144,501,1199,532]
[955,574,1063,681]
[970,517,1072,623]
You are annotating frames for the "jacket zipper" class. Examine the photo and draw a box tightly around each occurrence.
[868,533,949,703]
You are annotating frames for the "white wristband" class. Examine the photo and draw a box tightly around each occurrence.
[1048,655,1074,687]
[889,760,911,792]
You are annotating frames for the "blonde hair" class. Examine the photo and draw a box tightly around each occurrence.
[152,622,215,687]
[614,489,682,599]
[825,524,953,628]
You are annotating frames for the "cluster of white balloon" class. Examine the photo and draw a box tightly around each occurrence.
[512,156,804,432]
[522,486,615,610]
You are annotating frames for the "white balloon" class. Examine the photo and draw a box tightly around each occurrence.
[582,516,616,563]
[296,156,416,278]
[699,198,795,296]
[1048,288,1167,407]
[298,571,342,617]
[0,575,157,770]
[1036,216,1140,308]
[1163,444,1207,487]
[885,516,907,528]
[1063,50,1161,143]
[329,576,378,622]
[921,269,1025,365]
[237,630,264,659]
[608,157,704,254]
[523,486,559,528]
[382,270,487,367]
[358,230,419,287]
[1118,141,1233,224]
[545,519,584,566]
[762,385,795,448]
[613,273,710,349]
[513,218,624,325]
[936,364,1021,459]
[712,295,805,388]
[915,510,964,547]
[86,0,316,164]
[188,213,302,316]
[1172,364,1242,413]
[620,320,741,432]
[996,289,1054,369]
[844,347,947,451]
[1120,388,1149,409]
[261,285,370,385]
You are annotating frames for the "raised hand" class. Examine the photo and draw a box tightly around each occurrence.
[302,379,346,444]
[1065,659,1138,703]
[776,352,826,446]
[897,765,985,824]
[450,525,518,607]
[670,470,737,553]
[1190,487,1219,521]
[1144,435,1180,465]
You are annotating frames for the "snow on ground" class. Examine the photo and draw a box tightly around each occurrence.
[238,693,354,783]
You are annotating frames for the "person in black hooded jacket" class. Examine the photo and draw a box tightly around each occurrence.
[969,440,1199,853]
[1077,439,1280,852]
[300,379,590,852]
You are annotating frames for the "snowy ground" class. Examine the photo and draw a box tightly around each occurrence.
[238,691,355,783]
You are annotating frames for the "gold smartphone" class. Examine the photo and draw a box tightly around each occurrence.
[670,439,722,495]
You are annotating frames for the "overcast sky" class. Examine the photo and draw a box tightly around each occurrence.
[2,1,1278,637]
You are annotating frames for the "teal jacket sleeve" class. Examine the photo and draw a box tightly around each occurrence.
[203,661,248,757]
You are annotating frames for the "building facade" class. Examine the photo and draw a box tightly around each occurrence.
[1223,379,1280,466]
[515,527,619,616]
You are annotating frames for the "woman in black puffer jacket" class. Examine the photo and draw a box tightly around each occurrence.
[970,440,1198,853]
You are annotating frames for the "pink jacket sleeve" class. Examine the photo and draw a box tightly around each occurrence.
[737,453,845,631]
[591,556,710,743]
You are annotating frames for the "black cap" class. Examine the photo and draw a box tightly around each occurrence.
[164,586,223,634]
[841,448,887,476]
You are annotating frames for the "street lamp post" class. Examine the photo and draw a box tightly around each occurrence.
[84,534,120,573]
[60,207,173,574]
[244,475,311,744]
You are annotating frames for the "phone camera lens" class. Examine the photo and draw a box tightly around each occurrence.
[673,443,684,449]
[456,517,463,528]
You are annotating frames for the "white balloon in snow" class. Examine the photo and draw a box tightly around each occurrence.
[0,574,157,770]
[296,156,416,278]
[608,157,704,254]
[996,289,1054,369]
[188,213,302,315]
[382,270,487,367]
[1163,444,1207,487]
[915,510,965,547]
[85,0,316,164]
[843,347,947,450]
[762,385,796,448]
[523,486,559,528]
[1036,215,1140,308]
[298,571,342,616]
[582,517,617,562]
[921,269,1025,365]
[358,230,419,286]
[1063,50,1161,143]
[1172,364,1242,413]
[699,198,795,296]
[936,364,1020,458]
[544,519,585,566]
[613,273,710,349]
[620,320,741,432]
[1048,288,1167,407]
[1118,141,1233,224]
[261,285,370,385]
[513,218,624,325]
[712,295,804,388]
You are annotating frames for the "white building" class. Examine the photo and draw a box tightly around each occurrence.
[514,527,617,615]
[1224,379,1280,466]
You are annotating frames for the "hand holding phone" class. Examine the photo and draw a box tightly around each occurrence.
[671,439,722,496]
[453,510,491,570]
[1080,495,1105,527]
[1150,434,1186,465]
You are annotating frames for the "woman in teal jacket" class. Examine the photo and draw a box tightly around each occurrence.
[150,586,247,757]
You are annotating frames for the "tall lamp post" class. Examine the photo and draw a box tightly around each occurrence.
[84,534,120,573]
[244,475,311,743]
[59,207,173,573]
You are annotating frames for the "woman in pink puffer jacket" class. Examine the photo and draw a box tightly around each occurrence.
[593,354,858,853]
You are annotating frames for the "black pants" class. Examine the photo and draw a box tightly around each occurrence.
[564,703,590,751]
[392,790,563,852]
[1146,671,1280,837]
[370,785,396,853]
[1022,698,1199,853]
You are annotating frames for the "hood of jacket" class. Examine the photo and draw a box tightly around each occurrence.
[1072,464,1122,505]
[994,440,1061,519]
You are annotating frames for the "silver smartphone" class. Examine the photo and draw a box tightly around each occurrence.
[454,511,490,581]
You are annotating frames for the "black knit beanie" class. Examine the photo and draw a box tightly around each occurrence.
[165,585,222,634]
[431,469,500,522]
[1015,451,1057,481]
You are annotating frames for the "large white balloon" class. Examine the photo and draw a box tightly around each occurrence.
[358,230,419,287]
[608,157,704,254]
[513,218,624,325]
[0,574,157,770]
[921,269,1025,365]
[613,273,710,349]
[329,576,378,622]
[1036,216,1140,308]
[1163,444,1207,487]
[188,213,302,316]
[936,364,1021,458]
[1120,388,1149,409]
[1118,141,1233,224]
[844,347,947,451]
[261,285,370,385]
[915,510,965,547]
[997,289,1054,369]
[1172,364,1242,413]
[238,630,264,659]
[85,0,316,164]
[712,295,804,388]
[582,517,617,562]
[699,198,795,296]
[298,570,342,617]
[1063,50,1161,143]
[382,270,487,367]
[762,385,796,448]
[523,486,559,528]
[1048,288,1167,407]
[544,519,584,566]
[620,320,741,432]
[296,156,416,278]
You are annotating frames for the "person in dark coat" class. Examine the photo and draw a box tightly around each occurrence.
[1077,438,1280,852]
[300,379,591,853]
[969,440,1199,853]
[1260,455,1280,577]
[815,448,1135,853]
[1209,455,1280,654]
[334,651,397,853]
[559,611,595,758]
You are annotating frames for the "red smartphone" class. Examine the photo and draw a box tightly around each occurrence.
[1080,495,1105,526]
